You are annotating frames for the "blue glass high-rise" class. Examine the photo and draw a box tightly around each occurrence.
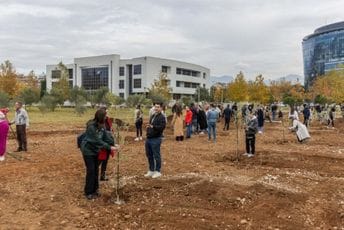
[302,21,344,88]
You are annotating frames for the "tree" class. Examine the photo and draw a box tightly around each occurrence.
[269,80,293,102]
[309,70,344,103]
[38,94,58,113]
[70,86,88,115]
[0,60,20,98]
[248,75,271,104]
[148,72,172,103]
[18,88,40,107]
[126,94,146,107]
[0,91,10,108]
[194,87,211,102]
[51,62,71,103]
[227,71,248,102]
[88,87,109,107]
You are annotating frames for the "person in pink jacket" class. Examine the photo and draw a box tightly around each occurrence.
[0,110,10,161]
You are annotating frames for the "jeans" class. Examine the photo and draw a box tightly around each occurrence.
[224,117,230,130]
[145,137,162,172]
[83,154,99,195]
[186,123,192,138]
[246,135,256,154]
[208,122,216,142]
[192,119,198,134]
[135,119,143,137]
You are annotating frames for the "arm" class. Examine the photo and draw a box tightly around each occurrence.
[86,125,111,151]
[151,114,166,132]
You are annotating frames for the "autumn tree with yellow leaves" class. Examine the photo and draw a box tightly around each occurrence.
[248,75,271,104]
[0,60,20,98]
[227,71,249,102]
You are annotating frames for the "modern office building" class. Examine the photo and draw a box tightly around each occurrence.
[46,54,210,99]
[302,21,344,88]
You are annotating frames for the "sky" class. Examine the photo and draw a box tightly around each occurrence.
[0,0,343,80]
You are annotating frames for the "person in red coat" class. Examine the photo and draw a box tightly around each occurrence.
[185,106,193,138]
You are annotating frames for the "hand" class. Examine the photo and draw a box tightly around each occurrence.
[111,144,120,151]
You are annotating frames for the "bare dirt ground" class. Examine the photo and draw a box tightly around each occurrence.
[1,117,344,229]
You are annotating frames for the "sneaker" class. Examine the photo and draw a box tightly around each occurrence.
[152,171,162,179]
[144,171,155,177]
[139,137,143,140]
[242,153,249,156]
[134,137,139,141]
[85,194,96,200]
[0,156,4,161]
[200,132,204,135]
[247,154,254,158]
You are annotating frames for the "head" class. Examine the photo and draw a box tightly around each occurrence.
[136,104,141,109]
[15,101,23,110]
[93,109,107,126]
[153,102,163,113]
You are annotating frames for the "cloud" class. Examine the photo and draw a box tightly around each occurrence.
[0,0,343,80]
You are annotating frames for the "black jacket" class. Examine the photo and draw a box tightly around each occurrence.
[146,112,166,138]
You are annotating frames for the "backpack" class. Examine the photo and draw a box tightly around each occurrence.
[77,132,86,148]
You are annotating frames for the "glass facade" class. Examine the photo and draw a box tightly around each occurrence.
[81,67,108,90]
[302,21,344,88]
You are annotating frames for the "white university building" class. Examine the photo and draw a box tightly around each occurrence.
[46,54,210,100]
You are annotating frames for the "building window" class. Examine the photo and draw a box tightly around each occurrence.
[119,93,124,98]
[184,82,191,88]
[162,66,169,73]
[51,70,61,79]
[176,81,182,87]
[133,79,141,88]
[69,80,73,88]
[176,68,182,74]
[119,67,125,76]
[203,73,206,79]
[119,80,125,89]
[133,65,142,75]
[176,68,200,77]
[192,83,199,88]
[203,84,206,88]
[81,67,108,90]
[68,69,73,79]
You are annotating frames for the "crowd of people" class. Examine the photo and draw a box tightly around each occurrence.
[1,100,343,200]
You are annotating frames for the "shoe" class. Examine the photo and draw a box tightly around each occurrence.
[14,148,22,152]
[247,154,254,158]
[144,171,155,177]
[134,137,139,141]
[100,175,109,181]
[139,137,143,140]
[0,156,4,161]
[93,191,101,198]
[258,131,262,134]
[152,171,162,179]
[85,194,95,200]
[242,153,249,156]
[200,132,204,135]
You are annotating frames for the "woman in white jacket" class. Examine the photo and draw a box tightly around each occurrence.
[289,118,310,143]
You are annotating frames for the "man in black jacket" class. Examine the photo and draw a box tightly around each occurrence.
[144,102,166,179]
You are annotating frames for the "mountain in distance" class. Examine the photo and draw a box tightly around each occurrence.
[275,74,304,85]
[210,75,234,84]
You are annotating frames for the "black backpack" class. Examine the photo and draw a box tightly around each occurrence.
[77,132,86,148]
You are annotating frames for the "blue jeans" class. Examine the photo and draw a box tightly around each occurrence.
[186,123,192,138]
[208,122,216,142]
[192,119,198,134]
[145,137,162,172]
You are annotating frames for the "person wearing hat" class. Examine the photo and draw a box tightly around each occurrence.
[0,110,9,161]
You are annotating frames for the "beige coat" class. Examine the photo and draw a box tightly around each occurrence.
[171,113,184,137]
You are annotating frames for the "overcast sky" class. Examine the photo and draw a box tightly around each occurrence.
[0,0,343,80]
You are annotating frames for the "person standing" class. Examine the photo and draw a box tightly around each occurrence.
[257,105,265,133]
[0,110,10,161]
[134,104,143,141]
[171,104,184,141]
[11,102,29,152]
[328,106,336,129]
[80,109,118,199]
[98,107,114,181]
[303,104,311,127]
[198,105,207,134]
[144,102,166,179]
[244,113,258,157]
[185,106,193,138]
[207,104,219,143]
[223,104,232,131]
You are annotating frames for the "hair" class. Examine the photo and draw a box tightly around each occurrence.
[136,104,141,109]
[92,109,107,128]
[16,101,23,106]
[175,104,182,117]
[154,102,163,107]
